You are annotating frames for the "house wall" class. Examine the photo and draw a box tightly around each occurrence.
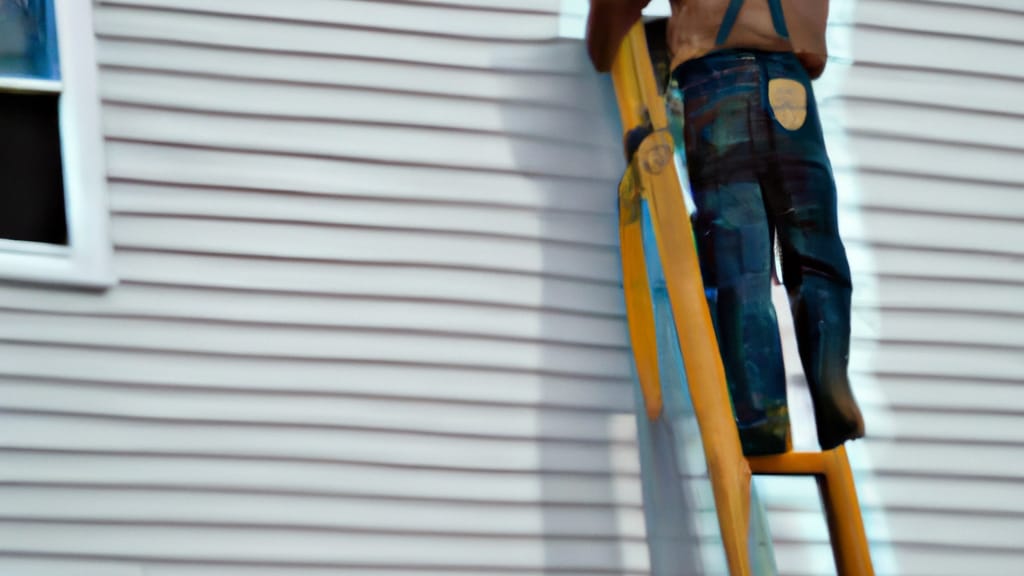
[0,1,649,574]
[2,1,1023,575]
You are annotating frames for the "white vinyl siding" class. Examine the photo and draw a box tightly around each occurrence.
[2,1,1023,575]
[0,1,648,574]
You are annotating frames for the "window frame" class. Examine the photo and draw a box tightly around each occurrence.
[0,0,114,289]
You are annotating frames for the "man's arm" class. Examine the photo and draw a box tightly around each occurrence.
[586,0,650,72]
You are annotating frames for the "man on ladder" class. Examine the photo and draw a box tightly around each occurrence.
[587,0,865,456]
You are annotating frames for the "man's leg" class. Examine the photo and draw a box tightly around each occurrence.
[763,85,865,450]
[681,58,792,456]
[772,170,864,450]
[690,179,790,456]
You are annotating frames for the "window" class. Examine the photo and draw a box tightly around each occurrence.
[0,0,113,288]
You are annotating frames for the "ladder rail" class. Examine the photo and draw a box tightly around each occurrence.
[611,22,753,576]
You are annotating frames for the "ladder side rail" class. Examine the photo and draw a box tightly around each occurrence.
[610,23,754,576]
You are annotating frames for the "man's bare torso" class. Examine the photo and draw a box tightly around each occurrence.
[666,0,829,77]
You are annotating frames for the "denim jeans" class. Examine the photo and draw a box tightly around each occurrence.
[672,49,864,455]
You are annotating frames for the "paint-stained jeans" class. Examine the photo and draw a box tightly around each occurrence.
[673,50,864,455]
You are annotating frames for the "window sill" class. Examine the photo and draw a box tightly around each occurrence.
[0,238,116,289]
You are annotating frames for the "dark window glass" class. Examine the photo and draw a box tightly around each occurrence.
[0,0,60,80]
[0,90,67,245]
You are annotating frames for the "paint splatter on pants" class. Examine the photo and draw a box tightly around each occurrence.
[673,49,864,455]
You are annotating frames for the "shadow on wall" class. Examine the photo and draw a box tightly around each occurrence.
[488,29,646,575]
[493,24,711,573]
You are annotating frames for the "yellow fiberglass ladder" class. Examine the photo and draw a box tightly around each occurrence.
[611,23,875,576]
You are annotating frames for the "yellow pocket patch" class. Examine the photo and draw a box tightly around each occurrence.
[768,78,807,131]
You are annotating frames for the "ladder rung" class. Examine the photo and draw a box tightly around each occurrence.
[747,450,831,475]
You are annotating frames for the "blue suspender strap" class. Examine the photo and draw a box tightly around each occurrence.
[767,0,790,38]
[716,0,791,46]
[715,0,746,46]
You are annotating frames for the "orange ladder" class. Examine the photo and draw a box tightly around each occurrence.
[611,22,874,576]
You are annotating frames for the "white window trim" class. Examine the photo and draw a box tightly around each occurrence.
[0,0,114,289]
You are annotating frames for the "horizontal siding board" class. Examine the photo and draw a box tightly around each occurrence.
[0,486,646,539]
[877,477,1024,516]
[0,379,637,443]
[0,451,643,507]
[93,6,590,74]
[773,543,1024,576]
[109,252,628,316]
[768,509,1024,551]
[838,134,1024,186]
[0,283,628,347]
[854,276,1024,316]
[0,558,642,576]
[97,68,620,148]
[850,439,1024,480]
[853,409,1024,446]
[0,413,642,475]
[853,341,1024,382]
[854,0,1024,41]
[843,25,1024,80]
[833,99,1024,152]
[100,0,561,41]
[0,343,633,410]
[871,309,1024,349]
[106,183,620,248]
[104,142,621,213]
[845,242,1024,284]
[849,210,1024,257]
[102,105,622,180]
[0,311,632,378]
[858,376,1024,413]
[0,523,651,572]
[95,40,607,112]
[109,216,621,282]
[758,474,1024,517]
[923,0,1024,12]
[0,558,144,576]
[830,65,1024,117]
[837,171,1024,220]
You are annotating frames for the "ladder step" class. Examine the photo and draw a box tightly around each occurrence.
[747,450,831,475]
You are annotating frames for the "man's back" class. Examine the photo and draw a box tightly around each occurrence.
[666,0,830,77]
[587,0,829,77]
